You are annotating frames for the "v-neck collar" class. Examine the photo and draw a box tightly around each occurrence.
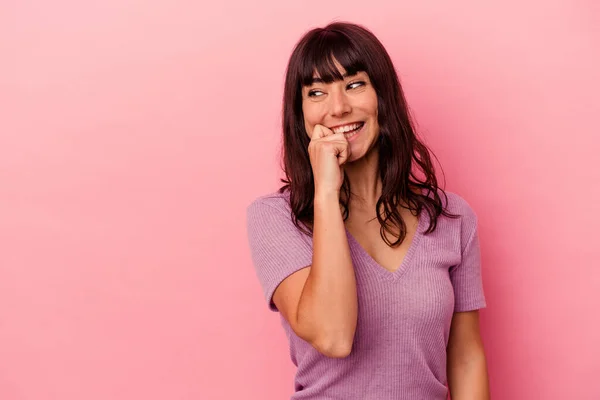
[345,210,427,282]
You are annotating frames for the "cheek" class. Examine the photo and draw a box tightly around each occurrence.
[302,103,322,135]
[355,94,378,117]
[369,95,379,117]
[302,103,321,123]
[304,120,312,137]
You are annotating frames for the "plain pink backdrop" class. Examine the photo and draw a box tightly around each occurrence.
[1,1,599,399]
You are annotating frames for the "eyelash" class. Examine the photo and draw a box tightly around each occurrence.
[308,81,366,97]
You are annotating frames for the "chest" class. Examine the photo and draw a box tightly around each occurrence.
[346,220,461,345]
[345,209,420,273]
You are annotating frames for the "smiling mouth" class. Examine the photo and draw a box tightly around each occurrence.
[331,122,365,137]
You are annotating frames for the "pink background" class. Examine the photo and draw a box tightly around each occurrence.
[1,1,599,399]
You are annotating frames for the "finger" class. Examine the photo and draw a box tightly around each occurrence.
[319,132,348,142]
[337,146,350,165]
[310,124,334,140]
[316,132,350,163]
[336,142,351,165]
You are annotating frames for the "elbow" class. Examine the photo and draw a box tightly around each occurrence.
[291,313,356,358]
[312,337,354,358]
[325,343,353,358]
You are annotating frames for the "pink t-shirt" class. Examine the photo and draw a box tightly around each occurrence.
[246,189,486,399]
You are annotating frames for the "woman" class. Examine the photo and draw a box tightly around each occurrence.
[246,21,490,399]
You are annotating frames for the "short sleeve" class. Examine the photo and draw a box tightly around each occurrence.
[246,195,313,312]
[449,206,487,312]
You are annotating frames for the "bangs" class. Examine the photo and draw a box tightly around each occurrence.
[299,31,367,86]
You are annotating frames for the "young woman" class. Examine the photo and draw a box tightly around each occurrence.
[246,22,490,400]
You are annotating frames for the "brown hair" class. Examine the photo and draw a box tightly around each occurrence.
[278,21,457,246]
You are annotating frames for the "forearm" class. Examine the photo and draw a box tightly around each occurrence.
[447,351,490,399]
[297,191,357,357]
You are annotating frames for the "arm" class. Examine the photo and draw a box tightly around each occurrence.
[273,191,357,358]
[446,310,490,399]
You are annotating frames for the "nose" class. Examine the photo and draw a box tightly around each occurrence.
[329,87,351,118]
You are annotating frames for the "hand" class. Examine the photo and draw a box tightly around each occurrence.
[307,124,352,195]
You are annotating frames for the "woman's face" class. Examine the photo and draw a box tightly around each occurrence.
[301,61,379,162]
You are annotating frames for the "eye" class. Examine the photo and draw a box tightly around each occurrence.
[347,81,366,90]
[308,90,324,97]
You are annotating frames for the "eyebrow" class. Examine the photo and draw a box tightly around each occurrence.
[308,71,358,85]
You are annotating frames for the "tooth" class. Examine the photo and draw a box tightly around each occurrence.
[333,123,362,134]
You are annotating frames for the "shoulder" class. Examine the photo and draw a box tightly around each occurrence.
[440,190,477,223]
[436,190,479,246]
[246,190,292,217]
[246,190,301,234]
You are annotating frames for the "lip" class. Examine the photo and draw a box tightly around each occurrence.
[344,122,365,142]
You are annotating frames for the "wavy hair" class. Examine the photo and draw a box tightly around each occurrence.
[278,22,458,246]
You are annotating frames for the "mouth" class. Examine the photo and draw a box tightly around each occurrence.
[330,121,365,141]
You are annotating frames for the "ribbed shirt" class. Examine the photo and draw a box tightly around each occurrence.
[246,189,486,400]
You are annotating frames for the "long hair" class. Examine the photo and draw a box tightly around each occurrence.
[278,22,458,246]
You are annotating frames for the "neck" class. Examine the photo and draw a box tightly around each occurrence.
[342,148,381,210]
